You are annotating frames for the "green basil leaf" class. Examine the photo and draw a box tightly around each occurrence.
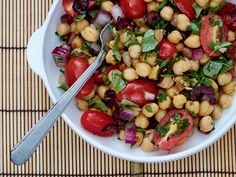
[81,41,92,51]
[120,99,138,107]
[76,14,86,22]
[192,3,203,19]
[158,0,168,10]
[189,21,201,35]
[142,30,158,52]
[219,60,233,74]
[203,61,223,78]
[112,35,122,61]
[156,93,167,103]
[111,72,126,93]
[88,96,108,112]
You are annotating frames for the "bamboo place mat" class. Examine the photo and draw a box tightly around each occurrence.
[0,0,236,176]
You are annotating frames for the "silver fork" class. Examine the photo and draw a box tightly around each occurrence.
[11,21,113,165]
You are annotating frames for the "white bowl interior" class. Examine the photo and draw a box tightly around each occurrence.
[39,0,236,162]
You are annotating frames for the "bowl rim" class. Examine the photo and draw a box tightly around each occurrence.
[29,0,236,163]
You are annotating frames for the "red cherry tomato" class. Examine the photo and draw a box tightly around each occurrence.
[200,14,228,57]
[94,65,120,85]
[62,0,77,17]
[81,110,117,137]
[153,109,194,150]
[174,0,196,20]
[218,2,235,15]
[228,41,236,61]
[117,80,158,106]
[158,39,178,60]
[119,0,147,19]
[65,57,94,99]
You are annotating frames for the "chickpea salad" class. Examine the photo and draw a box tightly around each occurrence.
[52,0,236,152]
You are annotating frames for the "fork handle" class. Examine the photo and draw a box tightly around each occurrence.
[11,50,105,165]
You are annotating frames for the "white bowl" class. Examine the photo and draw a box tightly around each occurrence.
[27,0,236,162]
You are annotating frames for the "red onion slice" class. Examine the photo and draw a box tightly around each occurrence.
[119,109,134,121]
[144,92,156,101]
[110,4,125,22]
[52,46,70,67]
[125,123,137,144]
[192,49,203,60]
[93,10,112,28]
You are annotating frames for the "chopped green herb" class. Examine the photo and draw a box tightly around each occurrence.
[189,21,201,35]
[142,30,158,52]
[136,128,147,133]
[208,1,226,13]
[109,23,116,32]
[187,71,212,87]
[210,17,223,27]
[111,72,126,93]
[82,41,92,51]
[219,59,233,74]
[173,113,190,134]
[124,34,139,47]
[145,106,153,113]
[59,35,69,42]
[53,56,61,63]
[192,3,203,19]
[101,65,107,72]
[58,83,69,92]
[88,10,98,18]
[112,35,122,61]
[156,93,167,103]
[153,20,168,30]
[120,99,138,107]
[102,75,110,85]
[88,96,108,112]
[157,124,170,137]
[209,42,232,53]
[159,59,169,69]
[104,44,110,53]
[158,0,168,10]
[69,52,80,58]
[76,14,86,21]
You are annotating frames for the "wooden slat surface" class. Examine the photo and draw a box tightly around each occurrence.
[0,0,235,176]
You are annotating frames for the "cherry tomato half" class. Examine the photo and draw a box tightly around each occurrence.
[158,39,178,60]
[174,0,196,20]
[119,0,147,19]
[62,0,77,17]
[200,14,228,57]
[116,80,158,106]
[81,110,117,137]
[153,109,194,150]
[65,57,94,99]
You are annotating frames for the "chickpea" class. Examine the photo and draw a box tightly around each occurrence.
[119,130,125,140]
[144,0,152,2]
[159,96,171,110]
[160,6,174,21]
[199,116,214,133]
[211,105,222,119]
[176,14,190,31]
[208,79,218,92]
[106,50,117,65]
[70,22,77,33]
[56,23,70,36]
[173,59,191,75]
[147,1,159,12]
[155,109,167,122]
[101,1,114,12]
[128,45,142,59]
[182,47,192,59]
[217,72,232,86]
[76,99,89,111]
[141,135,157,152]
[139,26,149,32]
[130,107,142,117]
[142,103,159,118]
[173,94,187,109]
[137,36,143,43]
[123,68,138,81]
[132,58,140,68]
[108,69,122,82]
[171,12,179,27]
[210,0,223,8]
[167,30,183,44]
[88,56,96,65]
[199,100,214,116]
[71,36,83,49]
[154,29,164,43]
[120,32,131,44]
[148,65,160,80]
[134,18,146,27]
[228,30,235,42]
[112,27,118,36]
[158,77,174,89]
[166,86,179,98]
[222,81,236,95]
[135,114,149,129]
[97,85,108,99]
[185,101,200,116]
[184,35,201,48]
[122,52,132,67]
[199,53,211,65]
[132,132,144,147]
[81,26,99,42]
[135,63,152,77]
[176,43,184,52]
[190,60,200,71]
[219,94,232,108]
[76,19,89,33]
[140,52,157,66]
[196,0,210,7]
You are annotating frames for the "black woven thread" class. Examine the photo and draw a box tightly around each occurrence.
[0,46,27,50]
[0,109,47,113]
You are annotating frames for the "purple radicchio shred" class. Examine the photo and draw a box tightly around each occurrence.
[189,86,217,105]
[118,110,134,121]
[60,14,74,24]
[192,48,203,60]
[104,89,121,119]
[146,11,160,28]
[125,123,137,144]
[73,0,88,14]
[158,64,172,82]
[52,46,71,67]
[115,17,136,31]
